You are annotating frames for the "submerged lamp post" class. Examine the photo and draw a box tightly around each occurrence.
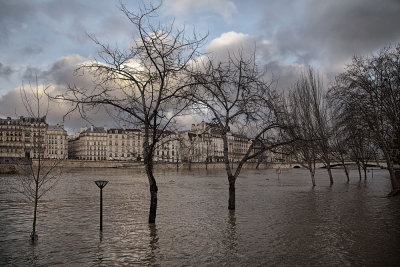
[95,180,109,231]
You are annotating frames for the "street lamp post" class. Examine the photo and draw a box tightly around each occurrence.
[95,180,109,231]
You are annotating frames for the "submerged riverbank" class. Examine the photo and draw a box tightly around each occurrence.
[1,168,399,266]
[0,158,307,174]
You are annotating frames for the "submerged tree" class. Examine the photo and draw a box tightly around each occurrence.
[286,68,332,186]
[348,128,377,180]
[330,123,351,183]
[191,52,295,210]
[15,79,61,242]
[53,3,206,223]
[329,44,400,195]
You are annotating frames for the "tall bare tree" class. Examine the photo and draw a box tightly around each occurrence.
[329,44,400,195]
[286,68,332,186]
[53,3,206,223]
[16,79,61,242]
[191,52,294,210]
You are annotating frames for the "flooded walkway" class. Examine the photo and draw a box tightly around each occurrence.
[1,168,399,266]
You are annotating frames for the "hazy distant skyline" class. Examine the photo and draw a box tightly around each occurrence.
[1,0,399,132]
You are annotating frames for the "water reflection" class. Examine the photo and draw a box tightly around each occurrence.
[225,210,237,257]
[95,233,105,266]
[29,243,39,267]
[146,224,159,266]
[1,168,399,266]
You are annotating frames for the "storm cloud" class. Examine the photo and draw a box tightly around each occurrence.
[0,62,14,79]
[1,0,399,132]
[0,55,117,133]
[257,0,400,77]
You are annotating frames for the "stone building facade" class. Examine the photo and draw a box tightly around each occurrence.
[153,131,181,163]
[0,116,67,159]
[46,125,68,159]
[181,121,252,163]
[69,125,180,162]
[107,127,143,161]
[68,126,107,161]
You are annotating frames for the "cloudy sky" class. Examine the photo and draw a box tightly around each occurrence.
[1,0,399,133]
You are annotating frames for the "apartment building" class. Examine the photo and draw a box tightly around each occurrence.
[107,127,142,161]
[0,116,27,158]
[46,125,68,159]
[181,121,268,164]
[153,130,181,163]
[227,132,252,163]
[181,121,225,163]
[69,124,181,162]
[0,116,67,159]
[68,126,107,161]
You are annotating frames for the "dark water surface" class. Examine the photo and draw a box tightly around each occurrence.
[1,168,399,266]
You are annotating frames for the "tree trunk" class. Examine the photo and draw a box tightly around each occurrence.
[228,176,236,210]
[343,165,350,183]
[340,156,350,183]
[31,180,39,242]
[386,159,400,196]
[363,167,367,180]
[327,164,333,185]
[147,162,158,224]
[310,170,316,187]
[357,164,362,181]
[144,147,158,224]
[149,183,158,224]
[256,161,261,169]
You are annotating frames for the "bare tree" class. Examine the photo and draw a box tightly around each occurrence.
[330,125,351,183]
[330,98,376,182]
[191,52,295,210]
[348,128,377,180]
[53,3,206,223]
[16,79,61,242]
[286,93,318,186]
[286,68,332,186]
[329,44,400,195]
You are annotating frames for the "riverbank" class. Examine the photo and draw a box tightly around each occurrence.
[0,159,277,174]
[1,158,311,174]
[1,158,390,175]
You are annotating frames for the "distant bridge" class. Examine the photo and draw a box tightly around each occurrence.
[268,161,387,169]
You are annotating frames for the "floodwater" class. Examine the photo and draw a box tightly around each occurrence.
[1,167,399,266]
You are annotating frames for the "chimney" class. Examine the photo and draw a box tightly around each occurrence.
[91,125,94,131]
[104,125,107,132]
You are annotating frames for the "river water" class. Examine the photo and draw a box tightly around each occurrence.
[1,167,399,266]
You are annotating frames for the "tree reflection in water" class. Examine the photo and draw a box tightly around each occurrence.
[147,224,159,266]
[224,210,238,263]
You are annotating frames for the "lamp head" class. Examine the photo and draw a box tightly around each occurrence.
[95,180,109,189]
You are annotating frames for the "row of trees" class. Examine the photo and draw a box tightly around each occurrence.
[329,46,400,195]
[284,66,390,188]
[285,46,400,195]
[43,2,399,226]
